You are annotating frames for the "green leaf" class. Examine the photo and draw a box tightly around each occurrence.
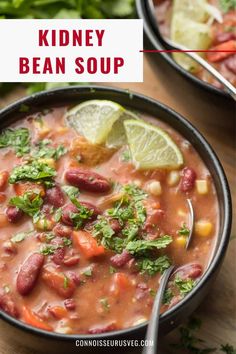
[9,192,43,217]
[9,160,56,184]
[162,288,173,305]
[174,276,196,296]
[32,139,67,160]
[178,223,190,236]
[219,0,236,12]
[0,128,30,157]
[126,235,173,255]
[11,230,33,243]
[138,255,171,276]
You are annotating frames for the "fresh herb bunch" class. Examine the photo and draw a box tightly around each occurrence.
[0,128,30,156]
[0,0,135,95]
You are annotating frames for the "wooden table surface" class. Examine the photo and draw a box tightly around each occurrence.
[0,55,235,353]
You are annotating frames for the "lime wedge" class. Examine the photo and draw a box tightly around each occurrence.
[66,100,124,144]
[106,110,139,148]
[173,0,210,22]
[124,120,183,170]
[171,13,211,72]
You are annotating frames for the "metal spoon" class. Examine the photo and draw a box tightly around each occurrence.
[146,0,236,101]
[142,265,175,354]
[142,199,194,353]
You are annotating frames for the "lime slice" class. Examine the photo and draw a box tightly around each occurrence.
[173,0,210,22]
[171,13,211,72]
[106,110,139,148]
[124,120,183,170]
[66,100,124,144]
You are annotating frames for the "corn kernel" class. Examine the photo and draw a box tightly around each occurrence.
[195,220,213,237]
[167,171,180,186]
[196,180,208,195]
[34,218,54,231]
[147,181,162,196]
[177,209,187,217]
[175,236,187,247]
[38,158,56,169]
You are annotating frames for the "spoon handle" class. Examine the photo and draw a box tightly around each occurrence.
[146,0,236,101]
[142,266,175,354]
[166,40,236,101]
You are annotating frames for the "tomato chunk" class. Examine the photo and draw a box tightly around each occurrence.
[110,272,132,296]
[22,306,53,331]
[42,267,76,298]
[72,231,105,259]
[206,40,236,62]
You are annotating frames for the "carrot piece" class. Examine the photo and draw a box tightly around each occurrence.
[14,182,45,197]
[48,306,67,319]
[42,267,76,298]
[22,306,53,332]
[206,40,236,62]
[72,231,105,259]
[110,273,132,296]
[0,171,9,191]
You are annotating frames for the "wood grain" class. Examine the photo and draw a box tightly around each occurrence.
[0,55,235,353]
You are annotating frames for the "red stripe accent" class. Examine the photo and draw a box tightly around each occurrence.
[140,49,236,53]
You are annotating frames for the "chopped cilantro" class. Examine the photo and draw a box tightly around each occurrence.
[0,128,30,157]
[109,266,117,274]
[40,245,57,255]
[32,139,67,160]
[137,255,171,276]
[9,192,43,218]
[9,160,56,185]
[162,289,174,305]
[63,237,72,247]
[11,230,33,243]
[100,298,110,311]
[121,150,131,162]
[219,0,236,12]
[126,235,173,255]
[83,268,93,277]
[54,207,62,222]
[174,276,196,296]
[178,223,190,236]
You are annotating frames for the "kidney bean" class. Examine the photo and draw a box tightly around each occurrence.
[109,219,122,233]
[16,253,45,296]
[174,263,203,280]
[63,255,80,267]
[214,32,235,45]
[0,292,19,318]
[144,209,164,231]
[52,247,65,265]
[65,168,111,193]
[61,203,78,226]
[0,171,9,191]
[225,54,236,74]
[53,223,73,238]
[64,298,76,311]
[45,185,65,207]
[88,323,117,334]
[110,250,132,268]
[6,206,24,223]
[66,271,81,286]
[80,201,101,220]
[180,167,196,193]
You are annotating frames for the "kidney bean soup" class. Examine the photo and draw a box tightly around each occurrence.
[154,0,236,89]
[0,104,219,334]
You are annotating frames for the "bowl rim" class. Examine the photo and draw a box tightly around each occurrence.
[135,0,231,100]
[0,85,232,341]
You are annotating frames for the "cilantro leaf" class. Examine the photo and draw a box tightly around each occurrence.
[126,235,173,255]
[9,192,43,217]
[138,255,171,275]
[0,128,30,157]
[32,139,67,160]
[9,160,56,185]
[178,223,190,236]
[162,288,174,305]
[219,0,236,12]
[174,276,196,296]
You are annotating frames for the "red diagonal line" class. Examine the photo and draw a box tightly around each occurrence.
[140,49,236,53]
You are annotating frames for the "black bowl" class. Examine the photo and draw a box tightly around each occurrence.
[0,86,232,353]
[136,0,235,103]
